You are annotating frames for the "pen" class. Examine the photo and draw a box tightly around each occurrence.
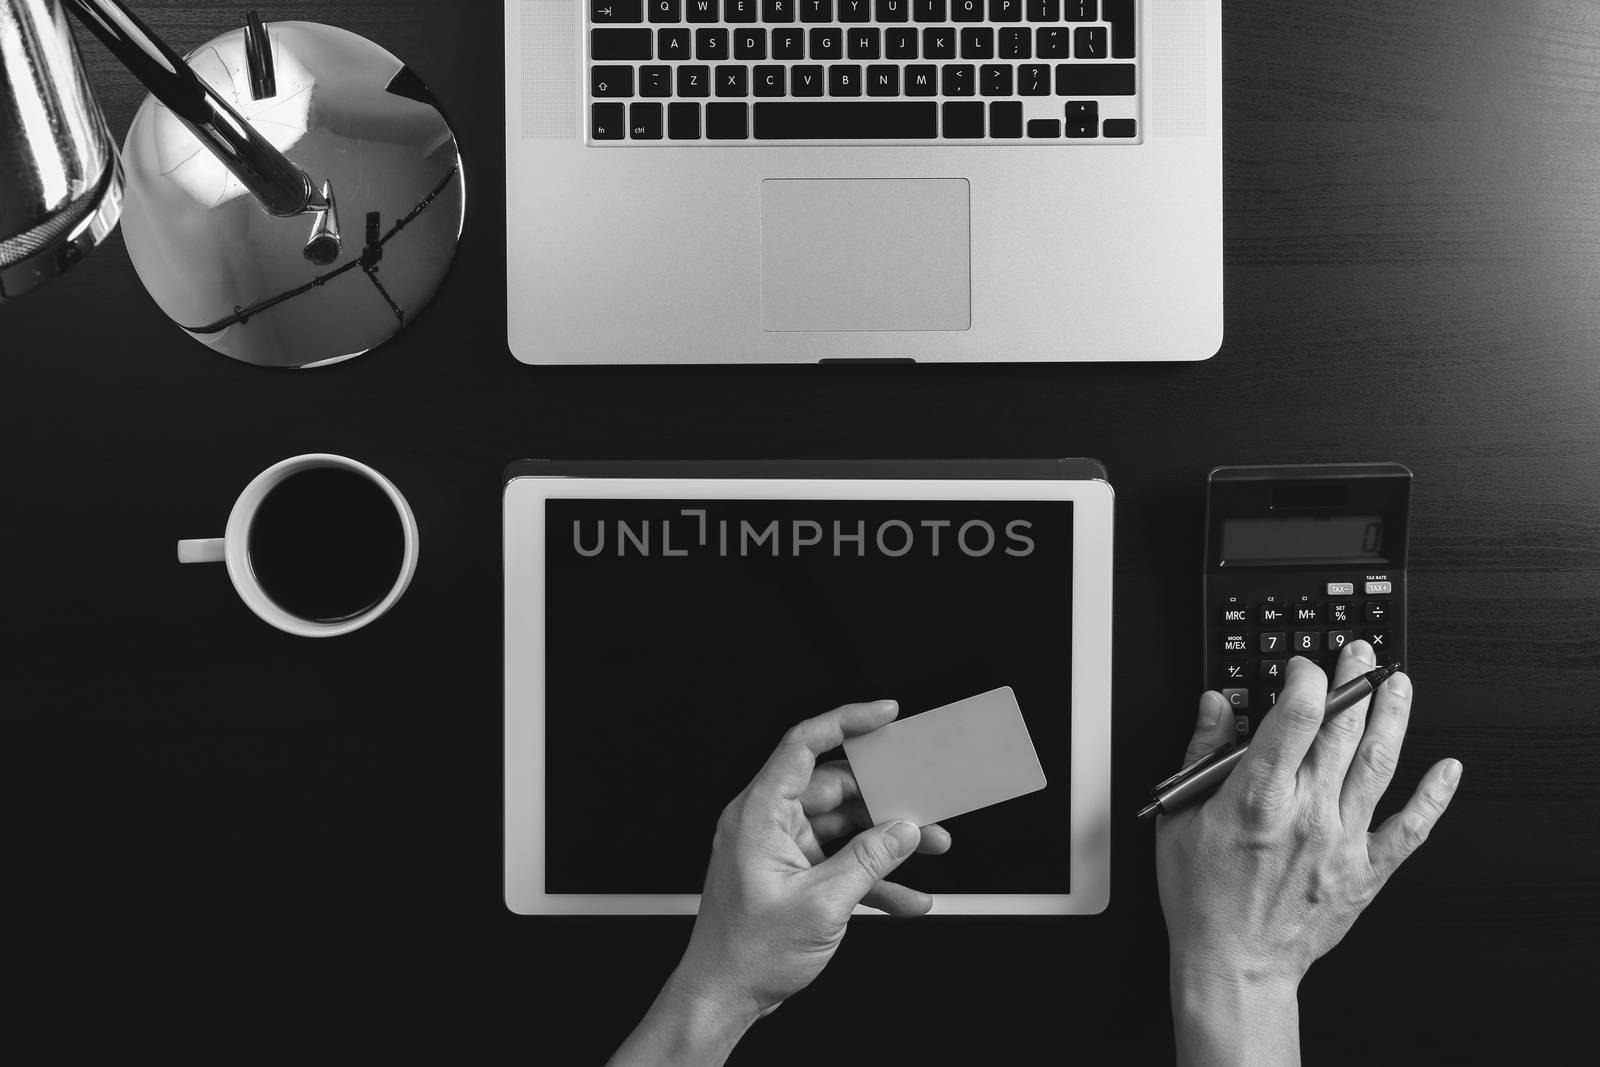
[1137,662,1403,821]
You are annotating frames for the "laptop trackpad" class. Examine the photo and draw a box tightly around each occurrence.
[760,178,971,333]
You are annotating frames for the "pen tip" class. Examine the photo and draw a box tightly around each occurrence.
[1137,799,1162,821]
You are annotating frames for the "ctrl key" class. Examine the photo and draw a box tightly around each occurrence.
[592,102,625,140]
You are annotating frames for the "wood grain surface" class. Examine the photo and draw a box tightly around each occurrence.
[3,1,1598,1062]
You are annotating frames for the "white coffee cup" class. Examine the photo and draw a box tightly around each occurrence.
[177,454,419,637]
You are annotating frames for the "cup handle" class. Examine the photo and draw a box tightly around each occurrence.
[177,538,226,564]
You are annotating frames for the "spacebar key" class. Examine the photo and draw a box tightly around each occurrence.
[754,102,937,140]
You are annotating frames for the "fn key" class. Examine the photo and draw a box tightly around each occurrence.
[592,102,624,140]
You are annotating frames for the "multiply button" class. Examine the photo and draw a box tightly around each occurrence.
[1364,600,1390,622]
[1365,580,1393,595]
[1367,630,1390,653]
[1326,582,1355,597]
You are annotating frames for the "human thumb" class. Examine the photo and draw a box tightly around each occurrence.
[1181,691,1234,768]
[812,820,921,907]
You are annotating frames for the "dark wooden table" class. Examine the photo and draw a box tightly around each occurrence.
[5,1,1599,1062]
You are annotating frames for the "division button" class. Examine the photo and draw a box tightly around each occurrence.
[1363,600,1390,623]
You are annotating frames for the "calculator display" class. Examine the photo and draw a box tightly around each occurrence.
[1221,515,1386,565]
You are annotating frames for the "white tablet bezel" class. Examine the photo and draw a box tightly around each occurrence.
[505,476,1113,916]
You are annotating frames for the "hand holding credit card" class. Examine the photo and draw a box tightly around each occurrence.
[843,687,1048,828]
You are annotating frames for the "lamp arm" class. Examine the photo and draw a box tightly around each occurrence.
[62,0,316,217]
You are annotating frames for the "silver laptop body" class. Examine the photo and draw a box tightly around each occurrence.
[506,0,1221,364]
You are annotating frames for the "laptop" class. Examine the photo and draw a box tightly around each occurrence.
[505,1,1221,364]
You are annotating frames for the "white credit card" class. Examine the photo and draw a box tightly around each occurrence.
[842,687,1048,828]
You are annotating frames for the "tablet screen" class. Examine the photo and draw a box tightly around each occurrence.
[542,499,1073,895]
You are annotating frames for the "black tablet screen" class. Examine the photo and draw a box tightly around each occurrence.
[541,498,1073,895]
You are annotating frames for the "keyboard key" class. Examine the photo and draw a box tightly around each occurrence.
[1103,118,1136,137]
[678,64,711,95]
[1104,0,1135,58]
[1065,0,1094,19]
[763,0,796,19]
[1027,0,1058,19]
[941,64,974,95]
[592,65,635,97]
[924,28,955,59]
[1293,632,1319,654]
[904,64,938,94]
[1074,25,1107,59]
[1065,100,1098,121]
[1018,63,1050,95]
[592,28,652,59]
[886,27,918,58]
[667,101,700,138]
[799,0,832,18]
[1294,603,1320,623]
[960,27,994,59]
[1261,659,1286,684]
[686,0,718,19]
[1221,661,1248,683]
[1260,632,1286,655]
[659,28,692,57]
[716,65,748,95]
[648,0,681,21]
[773,28,804,58]
[914,0,945,19]
[697,28,729,59]
[1222,689,1250,711]
[1259,603,1288,624]
[849,28,882,58]
[592,0,644,22]
[943,100,984,137]
[1327,631,1354,653]
[707,101,749,138]
[829,64,862,95]
[980,64,1012,96]
[592,101,625,139]
[839,0,872,19]
[630,101,663,139]
[866,64,900,95]
[1066,119,1096,138]
[1221,633,1249,654]
[1326,600,1352,624]
[640,65,673,96]
[754,64,787,95]
[811,28,842,58]
[1364,601,1390,623]
[951,0,982,21]
[990,100,1022,137]
[791,64,825,94]
[1027,118,1060,138]
[753,100,937,138]
[876,0,909,19]
[999,27,1030,59]
[734,28,766,58]
[1056,63,1135,95]
[1037,28,1070,59]
[989,0,1020,19]
[725,0,758,20]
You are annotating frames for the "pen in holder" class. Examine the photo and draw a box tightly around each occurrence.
[43,1,465,367]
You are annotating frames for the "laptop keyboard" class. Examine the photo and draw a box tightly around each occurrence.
[587,0,1140,144]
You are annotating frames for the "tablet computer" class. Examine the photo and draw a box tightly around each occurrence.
[504,461,1113,916]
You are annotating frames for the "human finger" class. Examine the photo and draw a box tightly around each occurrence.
[1369,759,1463,882]
[1230,657,1328,806]
[860,878,934,917]
[809,801,952,854]
[1302,640,1377,792]
[1180,691,1234,768]
[1339,671,1413,831]
[752,701,898,802]
[808,820,921,908]
[800,761,862,815]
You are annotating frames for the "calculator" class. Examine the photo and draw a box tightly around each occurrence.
[1204,464,1412,740]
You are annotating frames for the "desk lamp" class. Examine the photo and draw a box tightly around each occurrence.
[0,0,464,368]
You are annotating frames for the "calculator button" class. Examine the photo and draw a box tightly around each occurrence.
[1222,688,1249,710]
[1234,716,1251,737]
[1221,661,1248,682]
[1294,603,1320,623]
[1327,630,1354,653]
[1292,632,1319,654]
[1263,690,1280,708]
[1220,604,1250,624]
[1366,629,1391,653]
[1259,604,1288,624]
[1365,580,1393,595]
[1221,633,1249,653]
[1326,601,1352,624]
[1326,582,1354,597]
[1259,632,1287,654]
[1260,659,1286,683]
[1364,600,1390,623]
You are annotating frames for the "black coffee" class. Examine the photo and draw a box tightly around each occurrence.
[247,467,406,622]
